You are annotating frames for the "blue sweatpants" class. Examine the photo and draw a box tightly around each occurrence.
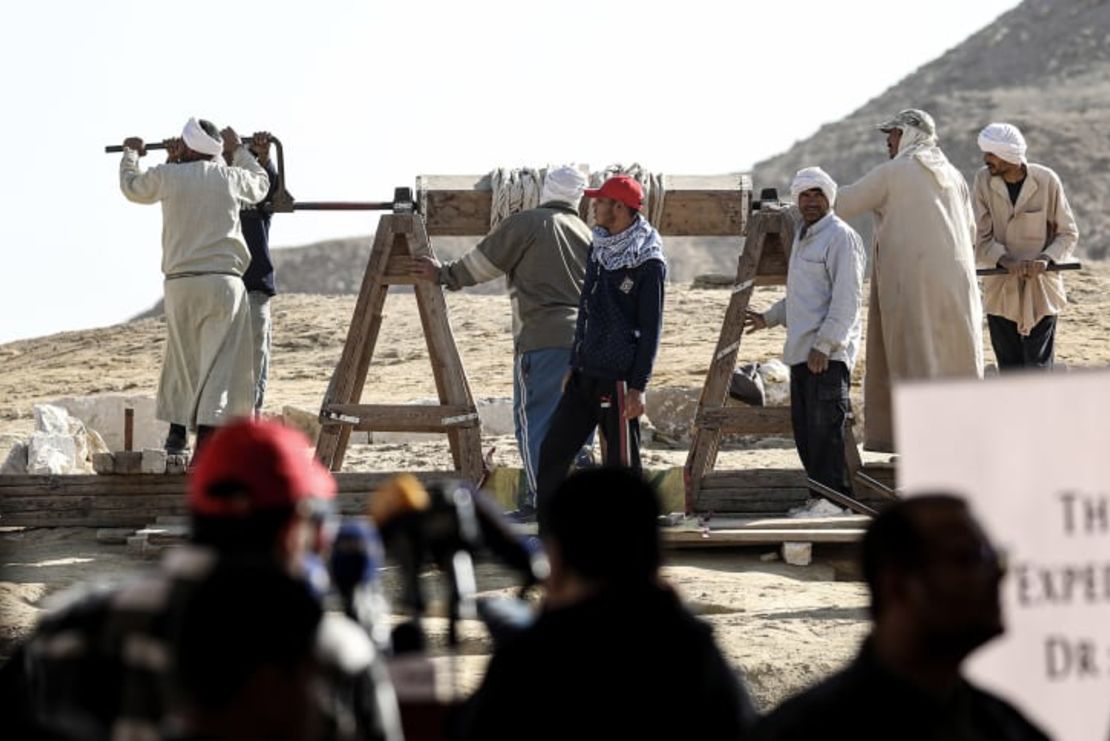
[514,347,588,506]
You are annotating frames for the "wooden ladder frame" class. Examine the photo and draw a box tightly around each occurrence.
[314,212,484,481]
[683,206,890,516]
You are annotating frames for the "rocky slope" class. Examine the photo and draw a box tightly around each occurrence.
[753,0,1110,256]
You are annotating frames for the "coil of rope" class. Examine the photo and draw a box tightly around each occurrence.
[488,164,665,230]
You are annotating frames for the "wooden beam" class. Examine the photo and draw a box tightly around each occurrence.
[694,406,794,435]
[664,527,864,547]
[417,173,751,237]
[321,403,480,432]
[700,469,809,490]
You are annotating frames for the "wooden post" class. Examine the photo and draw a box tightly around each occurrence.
[684,208,794,513]
[124,408,134,452]
[315,213,483,483]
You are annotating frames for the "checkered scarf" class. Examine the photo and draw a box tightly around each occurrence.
[591,215,666,271]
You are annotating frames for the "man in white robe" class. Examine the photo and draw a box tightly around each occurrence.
[836,109,983,452]
[120,117,270,456]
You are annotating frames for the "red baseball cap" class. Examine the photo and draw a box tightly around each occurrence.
[584,175,644,211]
[189,419,337,518]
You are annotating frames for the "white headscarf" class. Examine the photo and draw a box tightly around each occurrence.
[181,117,224,158]
[978,123,1027,165]
[790,166,838,206]
[894,121,954,189]
[541,165,588,207]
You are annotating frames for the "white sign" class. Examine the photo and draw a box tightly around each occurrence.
[895,369,1110,741]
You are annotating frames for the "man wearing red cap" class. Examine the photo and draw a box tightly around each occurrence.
[535,175,666,519]
[3,419,402,741]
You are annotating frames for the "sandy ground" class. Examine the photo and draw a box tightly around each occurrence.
[2,265,1109,710]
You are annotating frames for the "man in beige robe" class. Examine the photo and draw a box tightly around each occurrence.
[120,117,270,456]
[836,109,983,452]
[973,122,1079,370]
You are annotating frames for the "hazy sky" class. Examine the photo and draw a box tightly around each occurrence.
[0,0,1021,344]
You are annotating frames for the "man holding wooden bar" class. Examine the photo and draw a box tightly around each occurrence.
[746,167,865,497]
[119,117,270,458]
[974,122,1080,370]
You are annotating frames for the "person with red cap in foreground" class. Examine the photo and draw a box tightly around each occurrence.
[2,418,402,741]
[534,174,666,524]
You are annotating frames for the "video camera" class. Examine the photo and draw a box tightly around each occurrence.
[364,475,547,651]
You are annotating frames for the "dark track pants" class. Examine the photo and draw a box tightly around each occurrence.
[536,372,640,516]
[987,313,1057,371]
[790,361,852,495]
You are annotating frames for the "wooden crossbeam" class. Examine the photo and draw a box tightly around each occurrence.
[416,173,752,237]
[321,403,480,433]
[693,407,793,435]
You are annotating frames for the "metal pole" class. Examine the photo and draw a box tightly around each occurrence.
[805,477,878,517]
[976,262,1081,276]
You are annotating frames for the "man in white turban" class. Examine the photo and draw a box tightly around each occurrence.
[410,165,593,520]
[973,122,1079,370]
[120,118,271,458]
[746,167,865,495]
[836,109,984,453]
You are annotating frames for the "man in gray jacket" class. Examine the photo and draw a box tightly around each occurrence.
[746,167,865,496]
[411,166,591,519]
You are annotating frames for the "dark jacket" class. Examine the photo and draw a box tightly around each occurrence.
[753,639,1050,741]
[240,160,279,295]
[456,582,755,741]
[570,254,665,391]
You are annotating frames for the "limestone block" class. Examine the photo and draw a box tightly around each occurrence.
[26,433,78,475]
[476,397,514,436]
[282,406,322,445]
[782,542,813,566]
[92,452,115,474]
[33,404,71,434]
[48,394,168,453]
[1,441,28,475]
[141,448,167,474]
[114,451,144,475]
[643,386,700,444]
[166,455,188,475]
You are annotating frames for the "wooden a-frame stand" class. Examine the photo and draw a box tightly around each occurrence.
[315,212,484,481]
[683,206,891,516]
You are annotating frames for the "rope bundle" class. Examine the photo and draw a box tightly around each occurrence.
[488,164,665,230]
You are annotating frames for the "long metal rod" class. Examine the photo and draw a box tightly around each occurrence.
[976,262,1081,276]
[105,142,167,153]
[805,478,879,517]
[853,472,899,500]
[291,202,396,211]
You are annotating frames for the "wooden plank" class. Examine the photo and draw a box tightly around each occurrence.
[322,403,480,432]
[656,190,745,237]
[700,468,809,490]
[418,174,494,236]
[663,527,864,547]
[695,406,793,435]
[686,515,871,530]
[0,475,185,496]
